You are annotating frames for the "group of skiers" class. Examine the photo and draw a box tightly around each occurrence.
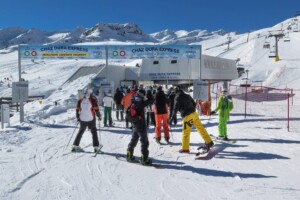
[71,84,234,166]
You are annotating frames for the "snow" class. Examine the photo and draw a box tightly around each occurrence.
[1,17,300,200]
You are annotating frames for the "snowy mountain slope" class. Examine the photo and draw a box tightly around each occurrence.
[1,17,300,200]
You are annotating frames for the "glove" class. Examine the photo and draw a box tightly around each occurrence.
[210,111,216,115]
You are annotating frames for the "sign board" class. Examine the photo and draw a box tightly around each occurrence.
[12,81,29,103]
[107,45,201,59]
[140,58,200,80]
[100,81,114,96]
[20,45,106,60]
[201,55,238,80]
[1,104,10,128]
[120,80,134,88]
[193,80,209,100]
[20,45,201,60]
[1,104,10,123]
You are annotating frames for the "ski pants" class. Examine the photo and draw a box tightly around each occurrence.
[181,112,212,150]
[218,116,228,137]
[146,112,156,127]
[73,120,99,147]
[115,104,124,121]
[104,107,113,126]
[127,122,149,159]
[155,113,170,139]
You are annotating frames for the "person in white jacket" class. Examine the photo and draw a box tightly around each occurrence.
[72,89,102,152]
[103,92,114,127]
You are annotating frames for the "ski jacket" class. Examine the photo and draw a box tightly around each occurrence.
[154,90,168,114]
[121,93,132,111]
[114,91,124,104]
[76,96,101,122]
[173,90,196,118]
[103,96,114,107]
[215,95,234,120]
[130,94,152,124]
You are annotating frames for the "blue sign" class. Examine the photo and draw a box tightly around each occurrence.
[20,45,106,59]
[107,45,200,59]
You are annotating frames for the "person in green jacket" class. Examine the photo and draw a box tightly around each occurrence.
[211,90,234,140]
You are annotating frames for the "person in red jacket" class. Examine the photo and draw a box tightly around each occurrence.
[121,88,132,128]
[72,88,102,153]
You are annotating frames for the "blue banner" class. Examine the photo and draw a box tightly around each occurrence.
[20,45,201,60]
[107,45,200,59]
[20,45,106,59]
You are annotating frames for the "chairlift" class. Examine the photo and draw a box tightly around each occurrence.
[284,33,290,42]
[263,42,270,49]
[269,50,276,58]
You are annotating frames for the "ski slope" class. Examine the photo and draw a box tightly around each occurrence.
[1,90,300,200]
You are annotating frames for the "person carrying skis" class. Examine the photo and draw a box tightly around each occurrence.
[171,87,214,153]
[211,89,234,140]
[72,88,102,153]
[126,89,153,165]
[154,86,170,143]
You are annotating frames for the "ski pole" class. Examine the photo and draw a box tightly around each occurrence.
[65,122,79,150]
[98,120,102,148]
[169,125,174,140]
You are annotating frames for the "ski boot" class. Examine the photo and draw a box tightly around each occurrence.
[141,154,152,166]
[71,145,84,152]
[126,151,135,162]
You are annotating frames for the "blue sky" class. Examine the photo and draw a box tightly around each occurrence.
[0,0,299,33]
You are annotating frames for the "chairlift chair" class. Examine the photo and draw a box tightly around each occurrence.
[263,42,270,49]
[284,33,290,42]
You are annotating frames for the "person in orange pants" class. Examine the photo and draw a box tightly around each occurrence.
[154,86,170,143]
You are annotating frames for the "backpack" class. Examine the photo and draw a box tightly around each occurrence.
[126,95,143,123]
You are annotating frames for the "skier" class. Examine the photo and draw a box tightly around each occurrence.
[72,88,102,153]
[121,88,132,128]
[154,86,170,143]
[146,89,155,128]
[126,89,153,165]
[171,87,214,153]
[211,89,234,140]
[113,88,124,121]
[102,92,114,127]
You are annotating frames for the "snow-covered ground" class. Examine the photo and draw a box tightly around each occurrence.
[1,89,300,200]
[1,16,300,200]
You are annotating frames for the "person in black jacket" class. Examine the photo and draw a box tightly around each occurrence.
[146,89,155,128]
[113,88,124,121]
[72,88,102,153]
[154,86,170,143]
[127,89,153,165]
[171,88,213,153]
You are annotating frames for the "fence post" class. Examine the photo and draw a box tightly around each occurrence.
[244,86,248,119]
[287,93,290,132]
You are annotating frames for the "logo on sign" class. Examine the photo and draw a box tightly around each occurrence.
[112,50,126,57]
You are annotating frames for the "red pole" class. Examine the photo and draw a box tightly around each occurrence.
[287,93,290,132]
[244,86,248,119]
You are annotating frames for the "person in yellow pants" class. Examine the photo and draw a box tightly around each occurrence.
[171,87,213,153]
